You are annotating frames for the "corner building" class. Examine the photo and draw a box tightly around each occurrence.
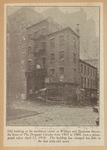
[26,19,80,100]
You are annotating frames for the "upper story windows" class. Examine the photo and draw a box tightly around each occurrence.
[34,31,38,37]
[28,46,31,55]
[50,53,55,64]
[74,53,76,63]
[84,66,86,74]
[81,77,83,88]
[91,69,92,76]
[28,34,32,41]
[42,28,46,35]
[27,60,32,66]
[50,69,55,77]
[42,57,46,66]
[50,38,55,48]
[59,35,65,46]
[74,69,77,83]
[80,63,96,77]
[34,59,38,66]
[41,42,46,49]
[27,60,32,71]
[88,67,89,74]
[59,67,64,75]
[34,44,38,51]
[81,64,83,73]
[59,51,64,61]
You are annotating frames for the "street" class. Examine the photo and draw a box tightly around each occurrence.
[6,99,99,126]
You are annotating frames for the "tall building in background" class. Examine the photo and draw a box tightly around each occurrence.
[7,7,44,99]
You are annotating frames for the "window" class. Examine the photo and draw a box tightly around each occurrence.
[59,67,64,75]
[88,67,89,74]
[91,79,92,88]
[35,52,38,57]
[84,77,86,87]
[87,78,89,87]
[81,64,83,73]
[42,57,46,68]
[42,28,46,35]
[28,47,31,54]
[81,77,83,88]
[91,69,92,76]
[74,53,76,63]
[27,60,32,70]
[74,69,76,83]
[93,80,94,87]
[28,34,32,41]
[84,66,86,74]
[95,70,96,77]
[50,69,55,77]
[41,42,46,49]
[59,35,65,46]
[50,38,55,48]
[34,44,38,51]
[93,70,94,77]
[34,31,38,37]
[59,51,64,61]
[50,53,54,63]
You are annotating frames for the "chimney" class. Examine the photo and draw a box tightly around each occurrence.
[76,24,80,35]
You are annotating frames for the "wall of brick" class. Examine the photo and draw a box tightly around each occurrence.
[68,28,80,84]
[47,29,71,83]
[79,59,97,89]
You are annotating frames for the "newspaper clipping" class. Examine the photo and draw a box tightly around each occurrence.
[4,3,104,146]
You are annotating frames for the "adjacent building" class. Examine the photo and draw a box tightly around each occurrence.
[7,7,44,99]
[79,59,98,101]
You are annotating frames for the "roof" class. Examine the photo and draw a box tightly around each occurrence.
[47,26,80,38]
[27,18,63,29]
[27,19,47,29]
[79,59,97,70]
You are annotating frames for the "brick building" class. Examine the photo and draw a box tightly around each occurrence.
[7,7,44,99]
[26,18,80,100]
[7,7,98,102]
[79,59,98,102]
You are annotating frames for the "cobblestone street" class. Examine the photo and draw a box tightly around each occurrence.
[6,99,99,126]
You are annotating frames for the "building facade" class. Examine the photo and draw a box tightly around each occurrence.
[7,7,98,103]
[25,19,80,100]
[7,7,44,99]
[79,59,98,102]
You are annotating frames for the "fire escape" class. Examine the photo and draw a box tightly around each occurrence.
[25,33,47,97]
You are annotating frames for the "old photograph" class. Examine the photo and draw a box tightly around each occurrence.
[6,4,100,127]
